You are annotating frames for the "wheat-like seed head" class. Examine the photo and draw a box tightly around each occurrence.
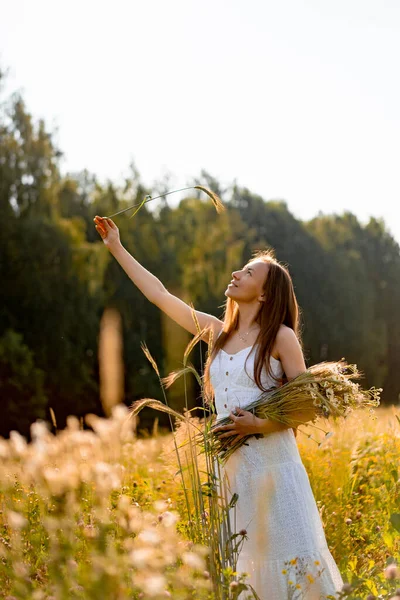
[189,302,201,334]
[49,407,57,429]
[140,341,160,377]
[193,185,225,214]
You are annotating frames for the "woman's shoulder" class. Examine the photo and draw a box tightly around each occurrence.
[275,325,306,379]
[277,323,293,335]
[275,324,296,345]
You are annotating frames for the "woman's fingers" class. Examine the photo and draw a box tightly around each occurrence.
[101,219,111,230]
[94,217,105,229]
[218,430,237,439]
[214,423,235,432]
[95,225,106,238]
[106,218,117,230]
[94,215,110,228]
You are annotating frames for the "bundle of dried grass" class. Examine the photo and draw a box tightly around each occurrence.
[199,359,382,464]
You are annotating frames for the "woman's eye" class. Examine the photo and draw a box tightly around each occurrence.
[247,269,252,275]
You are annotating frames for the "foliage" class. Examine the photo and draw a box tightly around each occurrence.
[1,64,400,437]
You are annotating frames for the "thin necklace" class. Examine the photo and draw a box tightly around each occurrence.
[237,325,259,344]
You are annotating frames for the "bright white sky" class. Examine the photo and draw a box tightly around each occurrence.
[1,0,400,245]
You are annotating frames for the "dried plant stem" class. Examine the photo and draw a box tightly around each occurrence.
[105,185,225,219]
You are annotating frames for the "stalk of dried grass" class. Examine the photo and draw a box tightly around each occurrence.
[128,319,260,597]
[98,308,124,417]
[105,185,225,219]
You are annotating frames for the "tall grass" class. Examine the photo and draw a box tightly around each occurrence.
[130,314,261,599]
[0,307,399,599]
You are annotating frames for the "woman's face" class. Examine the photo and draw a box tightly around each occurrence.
[225,259,268,303]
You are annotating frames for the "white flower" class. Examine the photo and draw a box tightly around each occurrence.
[160,511,179,528]
[182,552,205,570]
[0,440,9,459]
[143,575,166,596]
[384,563,400,579]
[9,431,27,456]
[31,420,50,441]
[129,547,154,568]
[325,387,335,400]
[43,467,66,495]
[154,500,168,512]
[138,529,160,545]
[8,510,27,529]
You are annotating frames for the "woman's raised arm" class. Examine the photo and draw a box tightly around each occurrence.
[94,216,223,342]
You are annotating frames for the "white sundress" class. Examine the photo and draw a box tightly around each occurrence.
[209,339,344,600]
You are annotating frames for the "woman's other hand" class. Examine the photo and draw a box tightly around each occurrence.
[93,216,121,250]
[213,406,261,443]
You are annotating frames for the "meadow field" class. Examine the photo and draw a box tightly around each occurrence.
[0,403,399,600]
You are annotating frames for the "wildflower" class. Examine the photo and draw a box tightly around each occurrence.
[314,560,320,566]
[306,574,315,584]
[31,420,50,441]
[7,511,27,530]
[290,558,298,565]
[83,524,97,538]
[67,559,78,571]
[325,387,335,400]
[239,529,247,536]
[118,495,131,511]
[0,440,9,459]
[154,500,168,512]
[182,552,205,570]
[282,569,287,574]
[9,431,27,456]
[160,510,179,527]
[137,529,160,545]
[143,575,166,596]
[345,518,352,525]
[385,564,400,580]
[129,547,154,568]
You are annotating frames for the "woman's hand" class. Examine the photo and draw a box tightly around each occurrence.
[93,216,121,250]
[213,406,262,444]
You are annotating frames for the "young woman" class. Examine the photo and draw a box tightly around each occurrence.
[94,215,345,599]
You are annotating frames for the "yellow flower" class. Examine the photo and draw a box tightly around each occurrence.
[307,574,315,583]
[314,560,320,566]
[290,558,298,565]
[288,580,293,585]
[295,584,302,589]
[281,569,287,574]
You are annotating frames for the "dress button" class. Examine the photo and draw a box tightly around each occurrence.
[226,371,229,376]
[224,403,227,408]
[225,387,228,391]
[230,356,233,360]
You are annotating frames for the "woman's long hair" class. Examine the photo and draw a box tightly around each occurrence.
[202,248,304,406]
